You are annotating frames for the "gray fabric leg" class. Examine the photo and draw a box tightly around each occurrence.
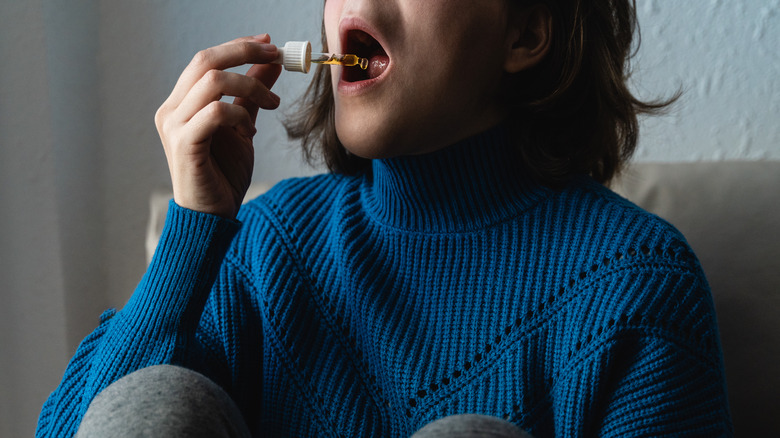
[411,414,533,438]
[76,364,250,438]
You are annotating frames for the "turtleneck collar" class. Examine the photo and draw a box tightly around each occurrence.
[361,125,551,233]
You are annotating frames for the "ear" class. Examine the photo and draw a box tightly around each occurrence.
[504,4,552,73]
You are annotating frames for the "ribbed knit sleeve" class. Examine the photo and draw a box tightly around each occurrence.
[547,254,730,436]
[36,201,241,438]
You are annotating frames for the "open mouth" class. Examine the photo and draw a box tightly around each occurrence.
[342,29,390,82]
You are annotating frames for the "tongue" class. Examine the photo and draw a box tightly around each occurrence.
[368,54,390,80]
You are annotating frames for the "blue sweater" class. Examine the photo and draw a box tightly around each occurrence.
[37,127,732,437]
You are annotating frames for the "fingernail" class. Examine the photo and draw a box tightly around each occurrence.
[259,43,277,52]
[253,33,269,40]
[271,92,281,105]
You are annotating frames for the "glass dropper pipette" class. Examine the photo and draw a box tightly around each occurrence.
[274,41,368,74]
[311,53,369,70]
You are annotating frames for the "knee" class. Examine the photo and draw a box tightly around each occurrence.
[77,365,249,438]
[411,414,533,438]
[82,365,221,416]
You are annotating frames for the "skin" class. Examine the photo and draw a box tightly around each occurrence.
[155,35,282,219]
[324,0,515,159]
[154,2,550,219]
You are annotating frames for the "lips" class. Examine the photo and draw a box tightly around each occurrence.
[342,29,390,83]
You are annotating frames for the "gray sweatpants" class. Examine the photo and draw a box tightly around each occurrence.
[76,365,533,438]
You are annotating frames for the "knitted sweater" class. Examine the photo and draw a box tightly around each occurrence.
[37,127,732,437]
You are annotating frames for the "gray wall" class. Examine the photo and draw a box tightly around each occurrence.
[1,1,778,436]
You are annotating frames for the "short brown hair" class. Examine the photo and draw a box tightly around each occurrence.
[284,0,678,185]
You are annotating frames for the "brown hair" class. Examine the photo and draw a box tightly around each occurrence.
[284,0,679,185]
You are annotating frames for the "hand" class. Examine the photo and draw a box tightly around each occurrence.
[155,34,283,219]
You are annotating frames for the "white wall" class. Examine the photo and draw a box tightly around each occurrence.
[1,1,778,436]
[632,0,780,162]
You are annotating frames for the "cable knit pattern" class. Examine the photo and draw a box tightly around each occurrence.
[37,126,732,437]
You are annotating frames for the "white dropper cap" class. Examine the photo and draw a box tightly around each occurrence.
[273,41,312,73]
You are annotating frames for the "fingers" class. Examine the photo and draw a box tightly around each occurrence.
[155,34,280,219]
[168,34,279,107]
[156,34,285,149]
[181,100,257,147]
[235,62,283,122]
[175,69,281,124]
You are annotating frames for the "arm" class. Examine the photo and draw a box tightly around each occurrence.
[553,267,732,437]
[36,203,239,437]
[36,34,283,437]
[553,325,731,437]
[593,332,731,437]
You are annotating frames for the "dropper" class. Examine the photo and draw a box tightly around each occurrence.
[273,41,368,74]
[311,53,369,70]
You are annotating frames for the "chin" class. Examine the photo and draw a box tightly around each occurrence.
[334,116,402,159]
[335,112,448,160]
[339,135,399,160]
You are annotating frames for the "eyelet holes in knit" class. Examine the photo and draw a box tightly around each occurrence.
[404,240,693,417]
[405,317,529,416]
[568,313,627,360]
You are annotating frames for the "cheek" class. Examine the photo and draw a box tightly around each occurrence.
[323,0,341,51]
[429,1,507,48]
